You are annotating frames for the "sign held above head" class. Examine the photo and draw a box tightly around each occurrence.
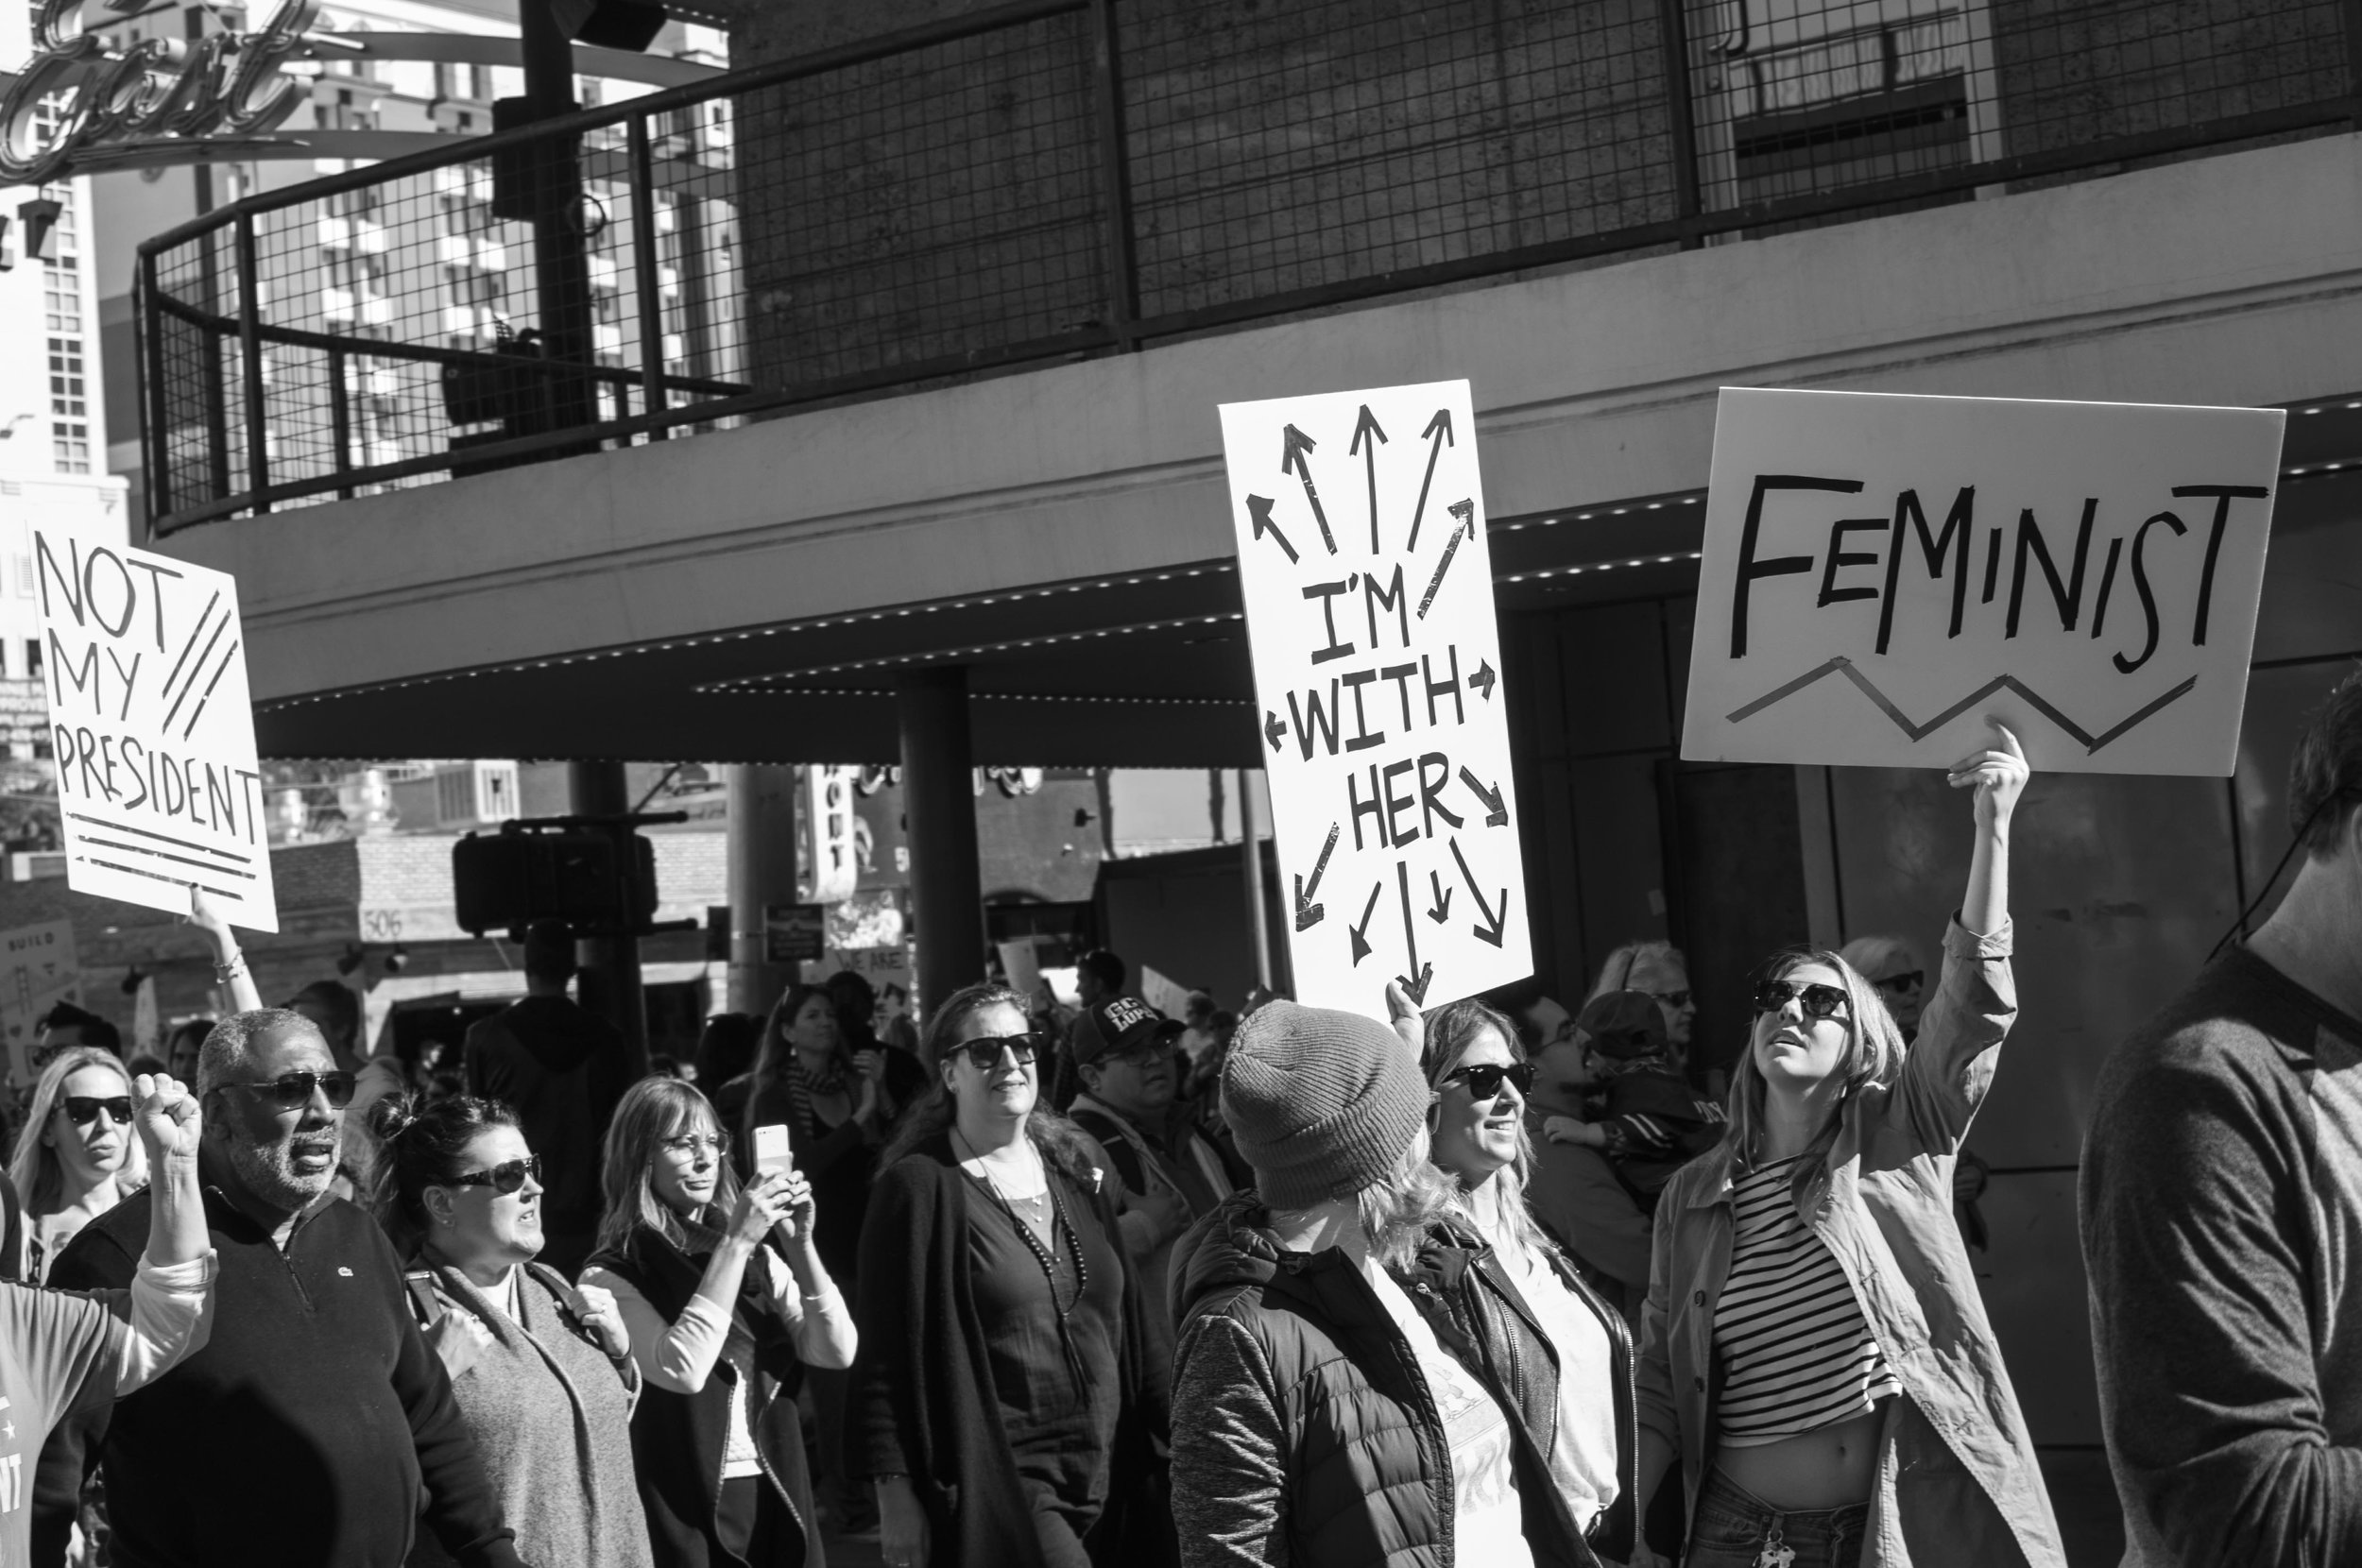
[1220,379,1532,1020]
[1682,388,2284,776]
[33,522,278,931]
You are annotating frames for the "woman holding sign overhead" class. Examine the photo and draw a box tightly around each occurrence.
[1627,724,2065,1568]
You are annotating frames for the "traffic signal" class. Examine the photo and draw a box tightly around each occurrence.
[453,822,658,938]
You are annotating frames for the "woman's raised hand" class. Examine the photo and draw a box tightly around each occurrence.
[770,1168,818,1244]
[131,1072,201,1166]
[727,1169,796,1247]
[1383,979,1425,1062]
[1948,719,2029,830]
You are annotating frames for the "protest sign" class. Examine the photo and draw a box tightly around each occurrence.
[1220,379,1531,1017]
[34,521,277,929]
[0,919,78,1085]
[1682,389,2284,776]
[764,903,827,963]
[996,938,1044,1001]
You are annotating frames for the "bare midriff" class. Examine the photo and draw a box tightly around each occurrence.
[1713,1403,1887,1510]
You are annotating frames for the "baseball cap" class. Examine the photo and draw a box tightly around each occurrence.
[1073,996,1172,1068]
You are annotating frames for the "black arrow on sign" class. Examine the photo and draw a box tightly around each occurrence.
[1280,425,1338,555]
[1350,882,1381,965]
[1245,494,1299,566]
[1395,861,1433,1002]
[1428,871,1453,924]
[1415,504,1477,620]
[1448,837,1508,947]
[1468,659,1498,702]
[1264,710,1287,752]
[1459,766,1508,827]
[1294,823,1339,932]
[1350,404,1387,554]
[1406,408,1453,553]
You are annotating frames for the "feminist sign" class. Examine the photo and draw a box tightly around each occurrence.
[1683,389,2283,775]
[1220,380,1531,1017]
[34,523,277,931]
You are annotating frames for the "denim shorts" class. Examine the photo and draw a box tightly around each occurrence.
[1683,1467,1870,1568]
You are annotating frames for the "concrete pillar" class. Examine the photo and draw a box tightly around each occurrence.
[898,667,984,1021]
[726,763,803,1016]
[567,759,649,1076]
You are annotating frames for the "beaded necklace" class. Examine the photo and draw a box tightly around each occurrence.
[953,1125,1090,1324]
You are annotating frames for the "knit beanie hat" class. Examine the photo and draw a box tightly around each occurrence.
[1220,1000,1429,1209]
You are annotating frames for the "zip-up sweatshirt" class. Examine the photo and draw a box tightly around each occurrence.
[2080,946,2362,1567]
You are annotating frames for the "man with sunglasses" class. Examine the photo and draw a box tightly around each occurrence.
[37,1008,529,1568]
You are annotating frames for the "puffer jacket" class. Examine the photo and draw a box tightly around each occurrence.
[1402,1226,1637,1562]
[1168,1194,1596,1568]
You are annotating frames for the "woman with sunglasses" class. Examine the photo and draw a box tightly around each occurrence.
[582,1077,854,1568]
[370,1092,652,1568]
[9,1046,148,1283]
[1415,997,1637,1560]
[853,982,1162,1568]
[1628,724,2065,1568]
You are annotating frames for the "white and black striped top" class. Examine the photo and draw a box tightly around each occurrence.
[1713,1154,1902,1447]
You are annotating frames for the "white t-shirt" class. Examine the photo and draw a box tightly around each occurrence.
[1366,1260,1534,1568]
[1508,1243,1621,1530]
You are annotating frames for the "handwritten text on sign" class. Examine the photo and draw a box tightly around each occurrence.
[34,523,278,930]
[1221,380,1531,1017]
[1681,389,2283,776]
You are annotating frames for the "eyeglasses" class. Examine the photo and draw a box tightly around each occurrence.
[60,1096,132,1127]
[1752,980,1852,1021]
[957,1032,1041,1071]
[1446,1061,1537,1102]
[230,1071,358,1110]
[1873,971,1924,994]
[443,1154,542,1196]
[659,1131,730,1159]
[1643,989,1693,1011]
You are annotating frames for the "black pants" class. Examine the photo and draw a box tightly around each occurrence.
[716,1474,792,1566]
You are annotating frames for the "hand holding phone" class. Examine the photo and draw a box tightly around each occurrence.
[753,1122,795,1179]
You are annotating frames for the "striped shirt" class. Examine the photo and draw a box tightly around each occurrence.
[1714,1155,1902,1446]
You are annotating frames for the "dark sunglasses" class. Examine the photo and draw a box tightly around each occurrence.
[1446,1061,1537,1101]
[230,1070,358,1110]
[1753,980,1852,1021]
[60,1096,133,1127]
[957,1032,1041,1071]
[444,1154,542,1196]
[1873,971,1925,994]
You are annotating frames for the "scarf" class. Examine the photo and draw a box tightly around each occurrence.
[781,1051,851,1147]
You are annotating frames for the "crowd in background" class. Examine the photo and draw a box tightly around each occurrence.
[0,673,2353,1567]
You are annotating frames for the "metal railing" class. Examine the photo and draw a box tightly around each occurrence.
[138,0,2362,534]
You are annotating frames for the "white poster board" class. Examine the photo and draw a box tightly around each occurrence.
[0,919,78,1085]
[1683,389,2283,775]
[1220,379,1531,1017]
[33,521,277,929]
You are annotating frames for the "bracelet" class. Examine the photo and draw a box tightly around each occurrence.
[214,954,248,983]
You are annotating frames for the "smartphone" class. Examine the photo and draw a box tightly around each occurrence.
[752,1122,795,1180]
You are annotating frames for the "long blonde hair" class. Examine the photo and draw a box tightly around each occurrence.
[1420,998,1553,1263]
[595,1078,744,1255]
[1722,949,1906,1206]
[9,1047,146,1218]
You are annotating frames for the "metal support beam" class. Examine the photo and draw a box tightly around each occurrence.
[899,667,985,1021]
[726,763,803,1015]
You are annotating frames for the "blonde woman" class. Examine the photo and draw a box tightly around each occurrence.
[1629,725,2062,1568]
[9,1046,148,1283]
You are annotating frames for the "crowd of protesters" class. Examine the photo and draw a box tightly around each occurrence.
[0,677,2348,1568]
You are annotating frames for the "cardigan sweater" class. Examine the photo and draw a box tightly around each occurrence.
[402,1259,656,1568]
[850,1134,1165,1568]
[37,1173,522,1568]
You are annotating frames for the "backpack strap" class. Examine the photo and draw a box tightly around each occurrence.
[403,1268,446,1331]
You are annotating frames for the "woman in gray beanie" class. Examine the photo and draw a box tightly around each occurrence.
[1169,994,1601,1568]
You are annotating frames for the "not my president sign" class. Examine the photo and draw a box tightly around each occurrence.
[1683,389,2284,776]
[1221,379,1531,1017]
[33,522,278,930]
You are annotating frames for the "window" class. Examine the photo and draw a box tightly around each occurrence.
[25,640,42,680]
